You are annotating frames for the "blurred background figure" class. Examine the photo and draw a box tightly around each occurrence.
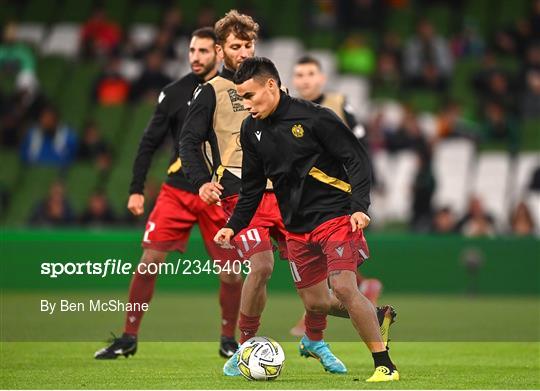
[80,190,117,226]
[28,181,74,226]
[456,196,496,237]
[80,6,122,59]
[20,105,77,167]
[403,19,453,91]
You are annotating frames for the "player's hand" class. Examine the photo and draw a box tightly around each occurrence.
[127,194,145,216]
[350,211,370,232]
[199,182,223,205]
[214,228,235,248]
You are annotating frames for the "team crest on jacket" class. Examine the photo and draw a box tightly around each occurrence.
[291,124,304,138]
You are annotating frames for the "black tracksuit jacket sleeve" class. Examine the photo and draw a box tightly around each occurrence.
[224,121,266,234]
[129,94,170,194]
[314,108,371,214]
[178,84,215,189]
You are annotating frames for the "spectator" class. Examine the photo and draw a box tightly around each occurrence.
[1,71,47,148]
[521,68,540,118]
[450,20,485,59]
[432,206,457,234]
[29,181,74,226]
[410,146,436,232]
[456,196,496,237]
[482,101,518,152]
[134,28,177,61]
[371,50,402,96]
[436,101,478,141]
[80,190,117,226]
[20,105,78,166]
[386,109,428,153]
[77,121,112,172]
[92,56,130,105]
[0,23,36,78]
[129,49,172,103]
[80,7,122,59]
[510,201,535,236]
[338,33,376,76]
[403,19,453,91]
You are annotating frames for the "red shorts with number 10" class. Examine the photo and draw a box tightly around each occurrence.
[286,215,370,289]
[221,192,288,260]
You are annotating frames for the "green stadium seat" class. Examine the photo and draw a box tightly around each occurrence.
[384,7,415,37]
[91,105,128,146]
[57,62,100,131]
[130,2,163,24]
[22,0,57,23]
[104,0,130,26]
[464,0,492,36]
[425,4,453,36]
[0,149,21,191]
[65,162,102,214]
[3,166,61,225]
[56,0,93,22]
[36,56,70,102]
[405,91,443,113]
[520,119,540,152]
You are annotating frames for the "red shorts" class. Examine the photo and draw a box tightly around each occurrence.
[221,192,288,259]
[142,183,238,261]
[286,215,370,289]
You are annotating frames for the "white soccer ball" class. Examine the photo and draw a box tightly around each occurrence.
[237,336,285,380]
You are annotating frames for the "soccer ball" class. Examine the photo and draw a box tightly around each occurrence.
[237,336,285,380]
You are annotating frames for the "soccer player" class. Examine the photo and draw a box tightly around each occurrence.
[179,11,346,376]
[215,57,400,382]
[290,55,384,336]
[94,28,243,360]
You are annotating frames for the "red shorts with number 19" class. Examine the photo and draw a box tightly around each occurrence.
[286,215,370,289]
[221,192,288,260]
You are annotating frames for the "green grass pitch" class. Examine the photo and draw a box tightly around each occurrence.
[1,342,539,389]
[1,293,539,389]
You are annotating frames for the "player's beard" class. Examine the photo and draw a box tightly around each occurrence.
[192,58,217,80]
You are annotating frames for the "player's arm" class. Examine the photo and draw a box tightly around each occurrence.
[314,108,372,230]
[178,84,216,191]
[215,121,266,247]
[128,90,171,215]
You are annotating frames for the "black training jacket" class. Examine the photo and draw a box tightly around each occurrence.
[226,91,372,234]
[129,72,214,195]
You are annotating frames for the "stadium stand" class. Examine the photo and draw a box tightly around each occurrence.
[0,0,538,237]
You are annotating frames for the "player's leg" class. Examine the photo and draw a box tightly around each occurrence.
[94,247,168,359]
[287,236,347,374]
[94,184,194,359]
[319,216,398,382]
[198,202,243,358]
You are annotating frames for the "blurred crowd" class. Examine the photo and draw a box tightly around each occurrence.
[0,0,539,236]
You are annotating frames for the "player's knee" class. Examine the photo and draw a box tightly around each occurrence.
[302,294,331,313]
[331,280,357,304]
[249,260,273,283]
[140,249,167,265]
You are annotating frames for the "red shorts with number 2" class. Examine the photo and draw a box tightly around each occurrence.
[286,215,370,289]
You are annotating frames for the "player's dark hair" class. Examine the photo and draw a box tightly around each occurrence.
[233,57,281,87]
[214,9,259,45]
[191,27,217,43]
[296,55,322,70]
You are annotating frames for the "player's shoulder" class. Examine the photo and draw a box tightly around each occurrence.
[206,75,234,91]
[289,95,328,116]
[162,73,200,95]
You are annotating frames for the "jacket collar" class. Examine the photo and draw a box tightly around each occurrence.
[267,90,291,122]
[219,66,235,81]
